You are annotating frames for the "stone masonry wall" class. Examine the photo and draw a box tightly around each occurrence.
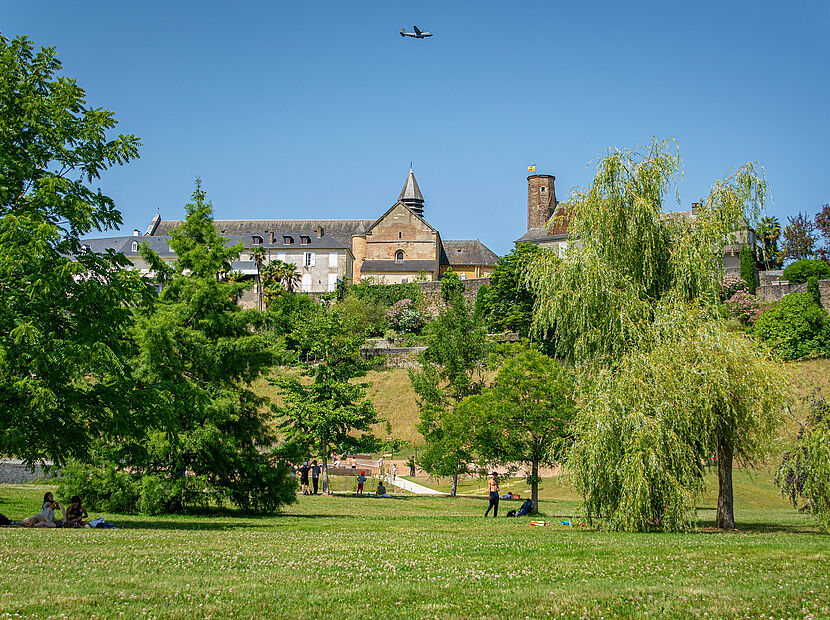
[757,272,830,307]
[0,459,55,484]
[419,277,490,315]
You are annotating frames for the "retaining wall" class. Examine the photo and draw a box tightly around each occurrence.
[0,459,55,484]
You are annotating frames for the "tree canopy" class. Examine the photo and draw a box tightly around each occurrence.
[526,139,786,530]
[0,34,150,465]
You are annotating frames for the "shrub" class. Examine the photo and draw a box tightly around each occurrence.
[782,259,830,284]
[386,298,426,334]
[336,296,387,336]
[723,290,767,326]
[58,462,141,513]
[352,280,422,307]
[720,273,747,301]
[753,292,830,360]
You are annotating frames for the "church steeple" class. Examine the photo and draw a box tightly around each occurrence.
[399,168,425,217]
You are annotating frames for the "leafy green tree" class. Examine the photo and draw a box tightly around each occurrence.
[480,243,548,337]
[816,204,830,261]
[754,293,830,360]
[0,34,150,465]
[411,279,488,496]
[739,244,757,294]
[781,259,830,284]
[459,345,575,513]
[526,139,786,530]
[781,212,818,262]
[270,305,381,494]
[776,391,830,531]
[125,180,294,512]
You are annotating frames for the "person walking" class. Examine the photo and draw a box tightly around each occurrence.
[484,472,500,517]
[299,461,310,495]
[311,460,320,495]
[392,463,398,479]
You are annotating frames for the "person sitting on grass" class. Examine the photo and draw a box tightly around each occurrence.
[21,492,63,528]
[376,482,387,496]
[357,471,366,495]
[65,496,88,528]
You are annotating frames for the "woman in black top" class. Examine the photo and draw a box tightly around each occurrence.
[299,462,310,495]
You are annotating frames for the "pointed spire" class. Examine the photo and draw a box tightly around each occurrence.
[399,168,425,217]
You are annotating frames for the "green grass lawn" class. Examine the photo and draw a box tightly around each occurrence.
[1,478,828,619]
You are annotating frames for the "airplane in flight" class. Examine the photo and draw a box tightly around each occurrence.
[400,26,433,39]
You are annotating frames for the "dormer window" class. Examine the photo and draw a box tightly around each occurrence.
[300,235,311,245]
[395,250,404,263]
[283,236,294,245]
[131,241,138,252]
[252,235,263,245]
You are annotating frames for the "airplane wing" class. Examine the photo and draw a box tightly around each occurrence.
[413,25,422,36]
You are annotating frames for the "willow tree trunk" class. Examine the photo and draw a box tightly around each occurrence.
[451,471,458,497]
[716,439,735,529]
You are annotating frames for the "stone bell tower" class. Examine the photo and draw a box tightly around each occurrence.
[527,174,556,231]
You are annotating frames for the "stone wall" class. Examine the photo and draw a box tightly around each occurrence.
[0,459,55,484]
[757,272,830,307]
[361,345,426,368]
[419,277,490,315]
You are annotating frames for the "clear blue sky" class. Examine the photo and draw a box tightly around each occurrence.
[5,1,829,254]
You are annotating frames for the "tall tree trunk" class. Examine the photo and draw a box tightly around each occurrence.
[321,437,329,495]
[716,438,735,529]
[531,458,539,514]
[451,471,458,497]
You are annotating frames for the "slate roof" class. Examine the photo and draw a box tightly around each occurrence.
[514,203,573,244]
[78,236,176,257]
[148,219,374,248]
[360,259,438,273]
[399,169,424,203]
[440,240,499,266]
[514,228,569,244]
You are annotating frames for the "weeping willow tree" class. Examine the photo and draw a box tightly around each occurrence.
[527,139,789,531]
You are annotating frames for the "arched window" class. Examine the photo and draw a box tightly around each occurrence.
[395,250,404,263]
[131,241,138,252]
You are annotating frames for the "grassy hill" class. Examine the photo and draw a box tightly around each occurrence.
[255,358,830,450]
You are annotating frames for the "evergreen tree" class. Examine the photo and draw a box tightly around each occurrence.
[127,180,294,512]
[739,244,757,294]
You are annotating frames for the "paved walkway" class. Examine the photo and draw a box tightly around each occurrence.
[374,473,447,495]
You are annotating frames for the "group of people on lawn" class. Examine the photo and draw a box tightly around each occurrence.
[19,492,89,528]
[294,454,395,497]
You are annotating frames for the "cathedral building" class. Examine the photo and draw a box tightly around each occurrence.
[132,169,497,292]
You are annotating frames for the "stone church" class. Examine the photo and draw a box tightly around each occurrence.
[138,169,498,292]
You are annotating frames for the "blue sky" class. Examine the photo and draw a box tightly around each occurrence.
[5,1,829,254]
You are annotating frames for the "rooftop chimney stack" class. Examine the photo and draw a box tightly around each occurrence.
[316,225,324,238]
[133,228,140,236]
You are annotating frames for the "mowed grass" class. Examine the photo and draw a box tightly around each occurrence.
[2,479,829,619]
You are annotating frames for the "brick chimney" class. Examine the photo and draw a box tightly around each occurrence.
[316,225,324,238]
[527,174,556,231]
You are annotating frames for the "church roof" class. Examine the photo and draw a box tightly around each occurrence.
[399,169,424,203]
[440,240,499,266]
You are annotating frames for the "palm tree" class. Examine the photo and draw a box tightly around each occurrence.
[272,260,301,292]
[250,246,266,311]
[757,216,781,270]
